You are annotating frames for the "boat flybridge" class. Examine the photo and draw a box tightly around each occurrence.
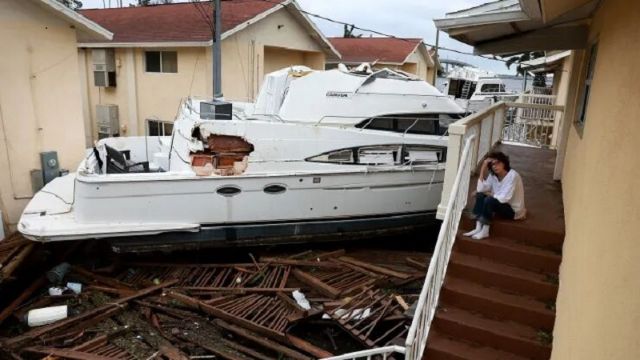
[444,66,514,112]
[19,65,465,251]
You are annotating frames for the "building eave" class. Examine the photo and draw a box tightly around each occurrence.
[78,41,212,48]
[34,0,113,41]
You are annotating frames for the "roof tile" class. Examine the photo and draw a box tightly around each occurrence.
[80,0,283,43]
[328,37,422,64]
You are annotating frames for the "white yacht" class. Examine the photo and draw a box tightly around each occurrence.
[19,66,464,250]
[444,66,514,112]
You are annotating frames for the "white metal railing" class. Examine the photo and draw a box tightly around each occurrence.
[502,95,563,148]
[325,99,566,360]
[321,345,406,360]
[404,134,476,360]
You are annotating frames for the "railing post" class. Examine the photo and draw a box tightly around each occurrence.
[437,126,464,220]
[493,104,505,145]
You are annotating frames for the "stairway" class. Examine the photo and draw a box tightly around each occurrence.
[424,217,563,360]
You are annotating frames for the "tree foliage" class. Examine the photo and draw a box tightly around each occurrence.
[56,0,82,9]
[505,51,545,75]
[343,24,362,38]
[137,0,173,5]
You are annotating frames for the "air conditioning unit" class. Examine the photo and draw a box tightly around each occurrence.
[92,49,116,87]
[97,104,119,139]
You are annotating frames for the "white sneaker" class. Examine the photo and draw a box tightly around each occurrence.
[472,225,490,240]
[463,221,482,237]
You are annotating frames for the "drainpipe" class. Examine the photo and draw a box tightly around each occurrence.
[213,0,223,99]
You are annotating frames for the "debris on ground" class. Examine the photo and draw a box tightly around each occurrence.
[0,234,432,359]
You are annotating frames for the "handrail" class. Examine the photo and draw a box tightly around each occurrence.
[321,345,406,360]
[404,134,476,360]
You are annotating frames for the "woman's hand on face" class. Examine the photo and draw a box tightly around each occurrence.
[483,158,494,169]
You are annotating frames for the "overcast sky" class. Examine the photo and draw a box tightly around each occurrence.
[81,0,513,74]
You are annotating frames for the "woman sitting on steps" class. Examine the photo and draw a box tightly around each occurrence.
[464,151,526,240]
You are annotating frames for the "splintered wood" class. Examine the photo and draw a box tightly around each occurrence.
[0,248,429,360]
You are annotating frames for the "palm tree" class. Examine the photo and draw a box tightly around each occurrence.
[505,51,547,87]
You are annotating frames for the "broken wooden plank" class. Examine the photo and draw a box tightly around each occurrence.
[4,280,178,347]
[394,295,410,311]
[315,249,346,261]
[221,338,275,360]
[71,266,135,291]
[0,244,34,281]
[0,276,46,325]
[167,291,288,341]
[285,334,334,359]
[337,257,412,279]
[214,319,312,360]
[259,258,342,269]
[292,269,341,299]
[405,257,428,271]
[23,346,117,360]
[177,287,299,293]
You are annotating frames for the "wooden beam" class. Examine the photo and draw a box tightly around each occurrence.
[214,319,312,360]
[475,24,589,55]
[337,257,412,279]
[292,269,341,299]
[4,280,178,347]
[23,346,116,360]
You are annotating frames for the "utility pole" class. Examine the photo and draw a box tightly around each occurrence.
[432,29,440,85]
[213,0,223,98]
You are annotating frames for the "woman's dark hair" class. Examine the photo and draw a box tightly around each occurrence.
[487,151,511,171]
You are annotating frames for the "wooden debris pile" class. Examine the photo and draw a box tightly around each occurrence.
[0,248,429,360]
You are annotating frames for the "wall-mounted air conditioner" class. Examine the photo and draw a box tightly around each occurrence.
[97,104,119,139]
[92,49,116,87]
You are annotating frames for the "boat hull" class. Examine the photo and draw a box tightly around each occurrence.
[109,211,437,253]
[19,167,444,244]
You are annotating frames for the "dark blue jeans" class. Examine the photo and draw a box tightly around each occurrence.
[472,192,515,225]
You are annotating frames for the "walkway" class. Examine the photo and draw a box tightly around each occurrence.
[425,144,565,359]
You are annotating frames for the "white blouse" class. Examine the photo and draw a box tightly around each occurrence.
[477,169,526,218]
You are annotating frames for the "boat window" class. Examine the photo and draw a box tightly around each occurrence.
[356,114,458,135]
[403,145,446,164]
[216,186,241,196]
[308,149,354,164]
[307,144,446,165]
[264,184,287,194]
[480,83,506,93]
[397,118,437,134]
[357,145,401,165]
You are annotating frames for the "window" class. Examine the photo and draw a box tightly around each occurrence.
[577,43,598,128]
[355,114,458,135]
[480,83,506,93]
[147,119,174,136]
[145,51,177,73]
[306,144,446,165]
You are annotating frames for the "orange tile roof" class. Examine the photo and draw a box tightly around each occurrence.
[80,0,283,43]
[328,37,423,64]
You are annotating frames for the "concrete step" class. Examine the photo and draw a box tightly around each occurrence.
[434,306,551,359]
[449,252,558,301]
[455,234,561,274]
[461,216,564,253]
[441,276,555,331]
[425,330,529,360]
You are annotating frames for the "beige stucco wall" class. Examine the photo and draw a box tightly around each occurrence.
[552,0,640,358]
[540,0,594,22]
[0,0,88,228]
[81,7,327,137]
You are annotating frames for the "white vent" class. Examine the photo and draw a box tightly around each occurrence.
[96,104,119,139]
[92,49,116,87]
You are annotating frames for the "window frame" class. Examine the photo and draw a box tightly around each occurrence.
[575,42,598,134]
[305,144,447,166]
[145,50,178,74]
[146,119,174,136]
